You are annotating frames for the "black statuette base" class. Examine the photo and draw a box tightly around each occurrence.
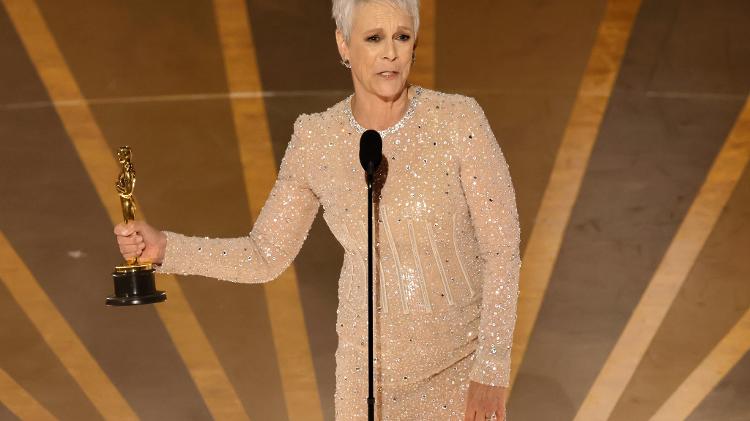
[107,268,166,306]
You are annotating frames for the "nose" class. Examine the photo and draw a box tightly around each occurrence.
[382,38,397,61]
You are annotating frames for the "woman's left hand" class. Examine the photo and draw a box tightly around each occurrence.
[464,380,508,421]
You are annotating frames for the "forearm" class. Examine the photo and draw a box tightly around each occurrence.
[155,231,284,284]
[458,95,522,387]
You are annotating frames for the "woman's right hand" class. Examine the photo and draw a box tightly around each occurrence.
[113,220,167,264]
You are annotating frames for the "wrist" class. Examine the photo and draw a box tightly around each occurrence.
[156,231,167,264]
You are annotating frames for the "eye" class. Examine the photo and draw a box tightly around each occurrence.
[367,35,380,42]
[397,34,411,41]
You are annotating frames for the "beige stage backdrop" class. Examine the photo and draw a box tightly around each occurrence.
[0,0,749,420]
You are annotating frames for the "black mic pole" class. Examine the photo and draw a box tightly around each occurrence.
[359,129,382,421]
[367,164,375,421]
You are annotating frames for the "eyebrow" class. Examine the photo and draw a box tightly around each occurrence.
[365,26,413,33]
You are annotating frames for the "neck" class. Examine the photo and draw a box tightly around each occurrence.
[351,83,413,131]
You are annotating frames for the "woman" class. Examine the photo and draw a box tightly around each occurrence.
[114,0,520,419]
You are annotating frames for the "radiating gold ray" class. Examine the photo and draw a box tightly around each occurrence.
[575,98,750,420]
[1,0,120,220]
[0,367,57,420]
[509,0,642,393]
[151,280,249,419]
[650,306,750,421]
[1,0,249,418]
[0,232,136,419]
[409,0,435,89]
[212,0,324,419]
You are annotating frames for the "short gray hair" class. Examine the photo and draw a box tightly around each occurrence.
[332,0,420,44]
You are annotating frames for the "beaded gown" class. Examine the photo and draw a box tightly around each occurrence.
[155,85,521,420]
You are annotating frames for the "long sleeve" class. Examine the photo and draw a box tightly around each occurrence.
[155,116,320,284]
[456,97,522,387]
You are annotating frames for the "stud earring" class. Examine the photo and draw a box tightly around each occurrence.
[340,58,351,69]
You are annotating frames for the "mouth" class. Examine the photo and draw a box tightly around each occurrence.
[377,71,399,79]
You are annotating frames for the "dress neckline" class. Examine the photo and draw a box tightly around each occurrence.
[344,85,423,139]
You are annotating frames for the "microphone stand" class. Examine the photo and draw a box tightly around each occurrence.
[366,164,375,421]
[359,128,382,421]
[359,129,383,421]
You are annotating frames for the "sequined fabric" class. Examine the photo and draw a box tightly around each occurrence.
[156,86,521,420]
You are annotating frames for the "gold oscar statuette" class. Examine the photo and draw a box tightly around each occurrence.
[106,146,167,306]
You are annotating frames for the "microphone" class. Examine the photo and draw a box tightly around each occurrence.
[359,129,382,185]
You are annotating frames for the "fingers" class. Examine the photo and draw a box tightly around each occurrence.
[114,222,146,242]
[115,227,144,260]
[113,221,151,261]
[113,221,138,236]
[120,242,145,258]
[119,241,145,252]
[117,234,142,245]
[466,406,500,421]
[474,412,496,421]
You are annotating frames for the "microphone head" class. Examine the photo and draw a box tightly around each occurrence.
[359,129,383,174]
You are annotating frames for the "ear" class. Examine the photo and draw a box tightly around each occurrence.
[335,28,349,60]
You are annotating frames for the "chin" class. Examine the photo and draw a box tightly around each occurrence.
[371,78,407,98]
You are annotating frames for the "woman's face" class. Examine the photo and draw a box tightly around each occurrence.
[336,1,416,100]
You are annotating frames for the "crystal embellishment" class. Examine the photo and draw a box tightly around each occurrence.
[344,85,423,139]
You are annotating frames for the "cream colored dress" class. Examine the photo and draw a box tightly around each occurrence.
[156,85,521,420]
